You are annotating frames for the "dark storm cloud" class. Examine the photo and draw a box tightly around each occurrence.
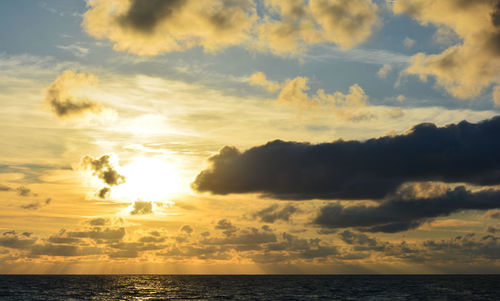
[116,0,187,33]
[130,201,153,215]
[252,204,298,223]
[193,117,500,200]
[314,186,500,233]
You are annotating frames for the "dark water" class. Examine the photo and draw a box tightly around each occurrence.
[0,275,499,300]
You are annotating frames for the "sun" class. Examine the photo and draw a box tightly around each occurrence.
[111,156,181,202]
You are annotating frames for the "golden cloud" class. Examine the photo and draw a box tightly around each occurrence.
[83,0,257,56]
[83,0,379,56]
[45,70,102,118]
[393,0,500,100]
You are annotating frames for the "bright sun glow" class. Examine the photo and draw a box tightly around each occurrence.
[111,157,181,202]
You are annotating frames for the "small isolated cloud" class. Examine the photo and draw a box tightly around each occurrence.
[130,201,153,215]
[377,64,392,78]
[181,225,193,234]
[403,37,415,48]
[215,219,239,236]
[253,204,298,223]
[45,70,103,118]
[98,187,111,199]
[81,154,125,188]
[393,0,500,100]
[16,186,31,197]
[248,72,281,92]
[193,116,500,200]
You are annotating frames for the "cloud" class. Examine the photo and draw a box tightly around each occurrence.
[248,72,281,92]
[88,218,109,226]
[83,0,257,56]
[486,209,500,220]
[392,0,500,100]
[493,85,500,107]
[377,64,392,78]
[403,37,415,48]
[257,0,379,54]
[83,0,379,56]
[252,204,298,223]
[20,198,51,210]
[45,70,103,118]
[0,184,12,191]
[30,244,102,257]
[193,117,500,200]
[130,201,153,215]
[0,231,36,250]
[98,187,111,199]
[16,186,31,197]
[67,227,126,242]
[81,155,125,186]
[309,0,379,49]
[314,186,500,233]
[276,76,373,121]
[215,219,239,236]
[181,225,193,234]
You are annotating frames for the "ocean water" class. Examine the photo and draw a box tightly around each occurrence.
[0,275,499,300]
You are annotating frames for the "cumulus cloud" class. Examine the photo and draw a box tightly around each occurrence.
[248,72,281,92]
[315,186,500,233]
[130,201,153,215]
[392,0,500,100]
[309,0,379,49]
[276,76,373,121]
[82,154,125,186]
[193,117,500,200]
[0,231,36,250]
[45,70,103,118]
[83,0,257,56]
[403,37,415,48]
[257,0,379,54]
[253,204,298,223]
[81,154,125,198]
[181,225,193,234]
[377,64,392,78]
[215,219,239,236]
[82,0,379,56]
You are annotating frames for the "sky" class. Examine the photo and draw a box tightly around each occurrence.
[1,0,500,274]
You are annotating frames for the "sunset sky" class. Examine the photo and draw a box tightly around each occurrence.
[1,0,500,274]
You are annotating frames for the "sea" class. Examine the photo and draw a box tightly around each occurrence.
[0,275,499,300]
